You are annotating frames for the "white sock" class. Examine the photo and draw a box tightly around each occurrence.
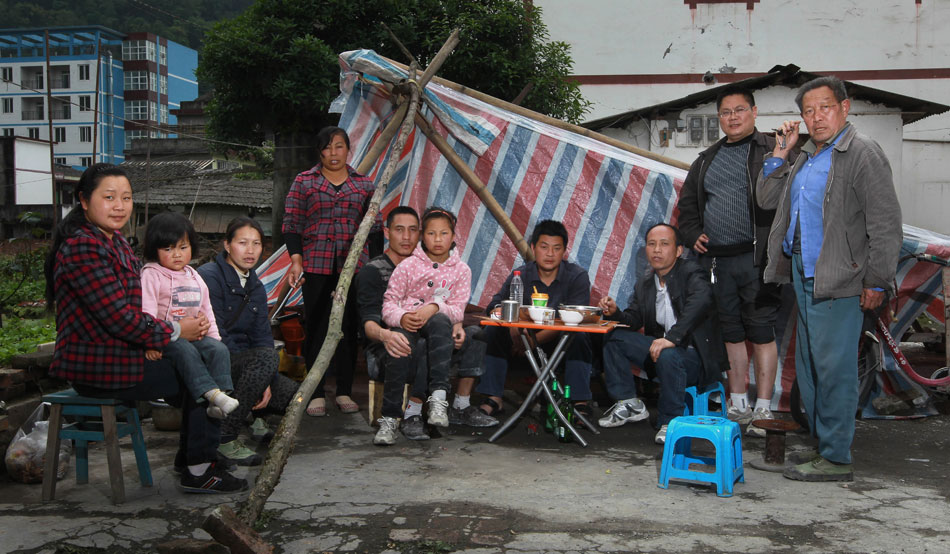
[404,400,423,418]
[204,388,239,416]
[187,462,211,476]
[754,398,771,411]
[730,393,749,411]
[431,389,447,402]
[453,395,470,410]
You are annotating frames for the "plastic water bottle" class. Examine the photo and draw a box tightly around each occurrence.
[509,270,524,306]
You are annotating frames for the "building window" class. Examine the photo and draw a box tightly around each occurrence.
[54,157,66,165]
[124,70,150,91]
[149,101,157,121]
[125,100,148,120]
[79,95,91,112]
[160,104,168,124]
[125,129,145,150]
[79,64,90,80]
[80,126,92,142]
[54,127,67,142]
[1,67,11,82]
[2,128,13,137]
[2,98,12,113]
[160,74,167,95]
[80,156,92,167]
[159,44,167,65]
[122,40,156,62]
[28,127,40,139]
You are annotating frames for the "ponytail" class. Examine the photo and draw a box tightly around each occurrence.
[44,164,130,309]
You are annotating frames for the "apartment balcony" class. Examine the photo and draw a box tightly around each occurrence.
[21,110,44,120]
[52,107,71,120]
[21,77,44,91]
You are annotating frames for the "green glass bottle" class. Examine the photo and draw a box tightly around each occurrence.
[544,379,560,433]
[557,385,574,443]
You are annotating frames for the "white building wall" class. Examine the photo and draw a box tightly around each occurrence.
[14,138,53,205]
[535,0,950,233]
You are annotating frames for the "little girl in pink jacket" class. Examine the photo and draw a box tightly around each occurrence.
[378,207,471,437]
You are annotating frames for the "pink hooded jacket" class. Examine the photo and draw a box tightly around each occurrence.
[141,263,222,340]
[382,244,471,327]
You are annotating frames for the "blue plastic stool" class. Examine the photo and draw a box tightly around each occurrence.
[658,415,744,497]
[684,382,726,417]
[41,389,152,504]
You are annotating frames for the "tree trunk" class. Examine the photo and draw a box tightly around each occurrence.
[271,131,318,248]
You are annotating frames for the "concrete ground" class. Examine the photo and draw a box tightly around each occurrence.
[1,361,949,553]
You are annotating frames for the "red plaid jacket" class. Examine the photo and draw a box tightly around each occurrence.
[281,164,379,275]
[50,222,174,389]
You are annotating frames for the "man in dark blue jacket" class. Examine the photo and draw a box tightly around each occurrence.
[598,223,725,444]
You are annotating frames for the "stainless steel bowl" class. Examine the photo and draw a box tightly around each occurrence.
[557,304,602,324]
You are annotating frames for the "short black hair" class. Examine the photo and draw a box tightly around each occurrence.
[386,206,420,228]
[225,216,264,243]
[316,126,350,152]
[420,206,457,253]
[715,86,756,111]
[795,76,848,112]
[645,222,684,247]
[144,212,199,262]
[529,219,569,247]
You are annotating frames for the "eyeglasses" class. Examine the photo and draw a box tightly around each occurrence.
[802,103,839,118]
[718,106,751,119]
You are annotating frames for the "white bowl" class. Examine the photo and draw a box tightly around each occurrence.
[528,306,554,324]
[558,309,584,326]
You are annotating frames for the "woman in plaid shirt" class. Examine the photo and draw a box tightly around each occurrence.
[44,164,247,493]
[283,126,380,417]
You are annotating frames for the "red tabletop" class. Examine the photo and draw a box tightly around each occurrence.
[478,317,622,334]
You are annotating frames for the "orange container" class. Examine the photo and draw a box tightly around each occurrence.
[279,319,305,357]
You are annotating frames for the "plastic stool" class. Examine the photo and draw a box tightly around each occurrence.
[684,382,726,417]
[658,415,744,497]
[42,389,152,504]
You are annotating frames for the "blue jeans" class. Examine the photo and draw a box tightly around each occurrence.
[163,336,233,401]
[476,325,592,401]
[602,328,703,426]
[791,254,862,464]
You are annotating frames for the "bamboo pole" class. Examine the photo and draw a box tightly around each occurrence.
[414,113,532,261]
[236,66,427,528]
[417,29,459,89]
[355,101,408,175]
[381,56,690,171]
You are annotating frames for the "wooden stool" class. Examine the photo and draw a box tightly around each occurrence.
[367,381,410,426]
[42,389,152,504]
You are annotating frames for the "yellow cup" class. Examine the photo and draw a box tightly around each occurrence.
[531,293,548,307]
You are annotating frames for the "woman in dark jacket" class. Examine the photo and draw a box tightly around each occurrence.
[45,163,246,493]
[198,217,298,465]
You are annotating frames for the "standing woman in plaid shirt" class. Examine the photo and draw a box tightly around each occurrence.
[44,164,247,493]
[283,126,380,417]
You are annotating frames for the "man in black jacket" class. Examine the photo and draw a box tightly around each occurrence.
[675,86,781,437]
[597,223,725,444]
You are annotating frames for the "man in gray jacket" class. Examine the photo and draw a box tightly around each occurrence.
[758,76,902,482]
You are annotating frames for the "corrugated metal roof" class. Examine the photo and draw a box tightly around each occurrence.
[120,161,272,209]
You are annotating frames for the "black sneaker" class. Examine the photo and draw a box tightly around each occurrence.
[173,451,237,474]
[401,415,430,440]
[179,462,249,494]
[449,405,499,427]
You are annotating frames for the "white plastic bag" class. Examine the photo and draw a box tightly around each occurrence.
[4,403,71,484]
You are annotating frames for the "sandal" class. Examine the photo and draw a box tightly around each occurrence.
[306,398,327,417]
[335,395,359,414]
[478,397,505,417]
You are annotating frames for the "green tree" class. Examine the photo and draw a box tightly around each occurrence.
[197,0,590,148]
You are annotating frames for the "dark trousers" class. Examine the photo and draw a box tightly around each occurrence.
[602,328,703,426]
[221,347,299,441]
[163,336,232,401]
[382,313,454,418]
[476,325,593,401]
[302,271,358,399]
[75,359,220,465]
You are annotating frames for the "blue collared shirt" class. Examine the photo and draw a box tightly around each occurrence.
[762,126,848,279]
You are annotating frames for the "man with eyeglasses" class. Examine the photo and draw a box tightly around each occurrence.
[758,76,901,482]
[676,86,782,438]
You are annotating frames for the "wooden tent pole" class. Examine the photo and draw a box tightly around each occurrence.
[414,113,532,261]
[381,56,691,171]
[355,101,408,175]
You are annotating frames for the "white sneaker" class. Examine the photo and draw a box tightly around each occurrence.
[727,404,753,425]
[654,425,668,445]
[427,395,450,428]
[374,417,399,445]
[597,399,650,428]
[746,407,773,438]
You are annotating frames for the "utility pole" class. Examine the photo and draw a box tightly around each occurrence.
[44,30,58,225]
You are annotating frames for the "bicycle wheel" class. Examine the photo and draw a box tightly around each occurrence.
[856,331,882,414]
